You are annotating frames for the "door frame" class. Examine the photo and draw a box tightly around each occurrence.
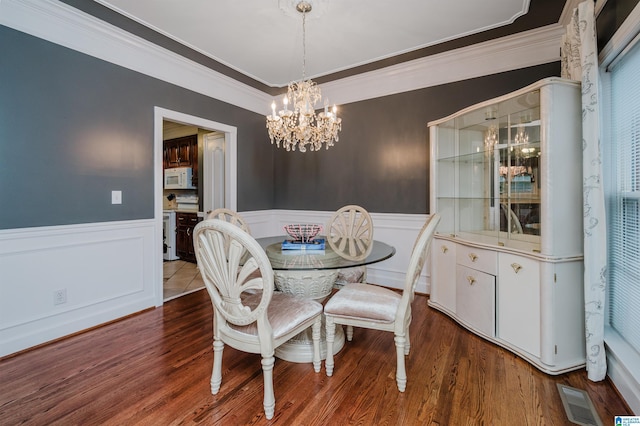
[154,107,238,306]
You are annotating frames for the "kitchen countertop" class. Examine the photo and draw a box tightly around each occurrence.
[163,209,204,217]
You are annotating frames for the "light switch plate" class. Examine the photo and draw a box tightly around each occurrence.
[111,190,122,204]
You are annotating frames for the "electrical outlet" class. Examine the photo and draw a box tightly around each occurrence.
[54,289,67,305]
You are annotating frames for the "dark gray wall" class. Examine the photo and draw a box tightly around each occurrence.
[0,26,273,230]
[0,24,560,230]
[273,63,561,214]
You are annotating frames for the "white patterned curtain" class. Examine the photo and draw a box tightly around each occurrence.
[561,0,607,382]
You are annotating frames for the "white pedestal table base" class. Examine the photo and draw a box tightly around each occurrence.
[273,269,345,363]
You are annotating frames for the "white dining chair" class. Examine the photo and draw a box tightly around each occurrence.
[500,203,523,234]
[324,213,441,392]
[193,219,322,420]
[206,208,251,234]
[325,205,374,287]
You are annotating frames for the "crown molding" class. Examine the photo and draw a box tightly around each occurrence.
[0,0,271,114]
[1,0,563,114]
[560,0,580,26]
[321,24,564,106]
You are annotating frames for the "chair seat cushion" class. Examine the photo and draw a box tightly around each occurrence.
[334,266,365,287]
[324,283,401,323]
[231,292,322,339]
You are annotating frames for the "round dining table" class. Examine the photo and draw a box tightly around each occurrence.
[255,236,396,363]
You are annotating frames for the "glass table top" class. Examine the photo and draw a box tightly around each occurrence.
[255,236,396,271]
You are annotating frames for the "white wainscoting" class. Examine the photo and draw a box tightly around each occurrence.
[0,220,159,357]
[240,210,432,293]
[0,211,431,357]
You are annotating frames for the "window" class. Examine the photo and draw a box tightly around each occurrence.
[607,38,640,356]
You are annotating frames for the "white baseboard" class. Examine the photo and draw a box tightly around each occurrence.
[605,327,640,414]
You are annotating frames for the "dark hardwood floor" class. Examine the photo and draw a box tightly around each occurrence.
[0,289,632,425]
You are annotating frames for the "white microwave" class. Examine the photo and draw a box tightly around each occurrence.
[164,167,195,189]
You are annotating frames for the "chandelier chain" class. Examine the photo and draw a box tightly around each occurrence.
[265,0,342,152]
[302,7,307,80]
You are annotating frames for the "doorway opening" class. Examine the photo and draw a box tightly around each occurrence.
[154,107,237,305]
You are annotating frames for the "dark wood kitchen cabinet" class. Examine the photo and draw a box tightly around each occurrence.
[163,135,198,187]
[176,212,202,263]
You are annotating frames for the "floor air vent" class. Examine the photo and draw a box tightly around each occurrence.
[557,384,603,426]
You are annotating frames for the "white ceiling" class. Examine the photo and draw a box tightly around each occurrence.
[94,0,531,88]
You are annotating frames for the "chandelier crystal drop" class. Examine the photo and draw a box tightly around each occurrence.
[266,1,342,152]
[484,125,498,149]
[514,124,529,145]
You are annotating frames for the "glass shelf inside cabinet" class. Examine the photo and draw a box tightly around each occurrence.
[457,197,500,244]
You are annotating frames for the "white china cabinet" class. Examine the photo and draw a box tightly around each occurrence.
[428,78,585,374]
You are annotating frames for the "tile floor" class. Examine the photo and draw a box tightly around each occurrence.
[163,260,204,301]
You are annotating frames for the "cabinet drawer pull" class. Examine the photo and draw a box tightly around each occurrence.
[468,253,478,262]
[441,245,448,254]
[511,263,522,274]
[466,276,476,285]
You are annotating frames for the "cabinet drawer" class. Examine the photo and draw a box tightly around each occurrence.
[456,245,497,275]
[456,265,495,337]
[177,213,200,225]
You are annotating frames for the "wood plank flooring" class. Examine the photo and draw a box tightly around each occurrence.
[0,289,632,425]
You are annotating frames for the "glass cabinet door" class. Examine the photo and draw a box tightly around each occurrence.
[433,88,543,251]
[496,90,541,250]
[456,108,499,243]
[434,120,457,236]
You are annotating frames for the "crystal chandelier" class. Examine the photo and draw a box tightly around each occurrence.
[266,1,342,152]
[484,125,498,149]
[483,107,498,149]
[514,123,529,144]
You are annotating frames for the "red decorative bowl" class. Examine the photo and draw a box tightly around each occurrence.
[284,224,322,243]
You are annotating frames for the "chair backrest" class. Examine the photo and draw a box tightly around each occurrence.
[500,203,523,234]
[326,205,374,260]
[206,208,251,234]
[396,214,441,322]
[193,219,274,331]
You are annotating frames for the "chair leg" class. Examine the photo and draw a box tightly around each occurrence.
[346,325,354,341]
[261,355,276,420]
[394,334,407,392]
[211,339,224,394]
[312,316,322,373]
[405,330,411,356]
[325,316,335,376]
